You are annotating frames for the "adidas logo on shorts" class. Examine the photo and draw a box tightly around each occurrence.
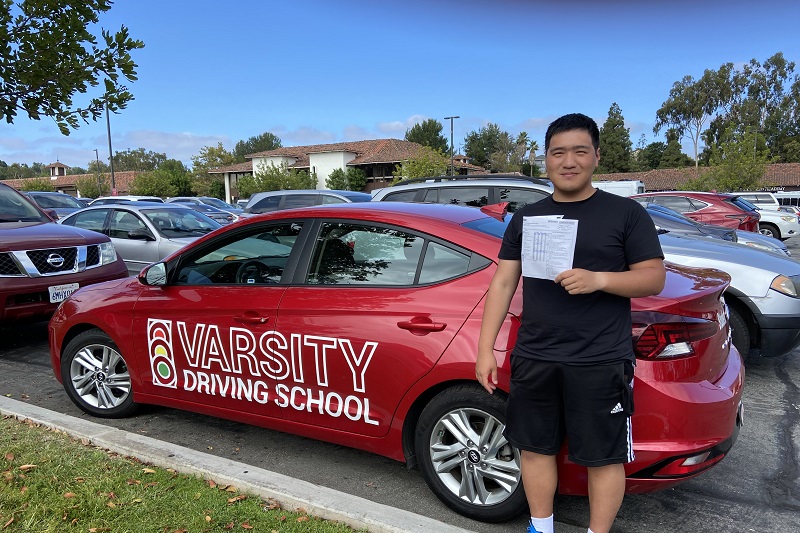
[610,403,623,414]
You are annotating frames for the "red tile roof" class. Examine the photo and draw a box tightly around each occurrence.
[3,171,140,194]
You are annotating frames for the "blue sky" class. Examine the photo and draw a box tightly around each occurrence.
[2,0,799,170]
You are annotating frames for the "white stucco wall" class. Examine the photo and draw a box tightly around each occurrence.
[308,151,357,189]
[251,156,298,174]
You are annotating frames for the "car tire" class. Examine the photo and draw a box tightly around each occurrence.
[759,223,780,240]
[414,384,526,523]
[61,328,138,418]
[728,305,751,361]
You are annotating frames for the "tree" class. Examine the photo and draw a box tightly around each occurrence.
[75,174,109,198]
[112,148,166,172]
[326,168,367,191]
[683,127,772,191]
[659,130,695,169]
[130,170,178,197]
[597,103,633,173]
[637,141,667,170]
[237,162,316,198]
[463,123,506,169]
[159,159,193,196]
[0,162,41,180]
[404,119,448,153]
[66,166,88,175]
[190,143,235,196]
[655,65,733,168]
[0,1,144,135]
[232,132,282,163]
[392,146,449,181]
[18,177,53,191]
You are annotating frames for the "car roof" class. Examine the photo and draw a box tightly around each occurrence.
[372,175,553,196]
[72,201,196,212]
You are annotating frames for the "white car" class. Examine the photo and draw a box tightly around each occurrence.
[754,207,800,240]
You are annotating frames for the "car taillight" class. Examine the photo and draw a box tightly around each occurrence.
[632,321,719,359]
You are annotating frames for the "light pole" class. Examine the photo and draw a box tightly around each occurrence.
[93,148,101,191]
[105,103,116,194]
[444,116,459,176]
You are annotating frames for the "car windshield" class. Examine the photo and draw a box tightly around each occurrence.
[201,197,235,209]
[32,193,84,209]
[141,208,220,237]
[0,187,49,222]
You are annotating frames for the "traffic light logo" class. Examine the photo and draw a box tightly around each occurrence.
[148,319,177,388]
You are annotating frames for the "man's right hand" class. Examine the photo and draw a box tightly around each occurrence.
[475,350,498,394]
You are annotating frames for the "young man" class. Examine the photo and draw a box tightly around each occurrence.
[476,113,665,533]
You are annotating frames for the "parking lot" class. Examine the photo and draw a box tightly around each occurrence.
[0,236,799,532]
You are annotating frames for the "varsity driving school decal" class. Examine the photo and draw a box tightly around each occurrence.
[147,318,379,425]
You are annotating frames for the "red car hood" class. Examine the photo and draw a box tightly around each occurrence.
[0,222,107,252]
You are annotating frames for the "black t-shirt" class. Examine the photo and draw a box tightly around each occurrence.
[499,189,663,364]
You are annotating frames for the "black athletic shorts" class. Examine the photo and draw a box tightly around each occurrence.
[504,357,635,467]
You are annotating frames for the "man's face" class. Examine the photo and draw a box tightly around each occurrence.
[545,129,600,199]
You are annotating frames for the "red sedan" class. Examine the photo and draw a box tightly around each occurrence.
[631,191,760,232]
[48,202,744,522]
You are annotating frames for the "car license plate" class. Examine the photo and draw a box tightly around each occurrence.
[48,283,79,303]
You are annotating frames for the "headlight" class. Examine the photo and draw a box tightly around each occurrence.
[780,215,796,223]
[770,275,800,297]
[99,241,118,265]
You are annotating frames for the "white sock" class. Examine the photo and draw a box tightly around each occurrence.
[529,514,554,533]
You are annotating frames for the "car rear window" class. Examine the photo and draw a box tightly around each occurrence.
[461,217,509,238]
[730,197,759,212]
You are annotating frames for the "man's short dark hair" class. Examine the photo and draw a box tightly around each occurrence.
[545,113,600,152]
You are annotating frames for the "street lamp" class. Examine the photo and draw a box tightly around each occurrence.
[93,148,101,190]
[444,116,459,176]
[105,102,116,194]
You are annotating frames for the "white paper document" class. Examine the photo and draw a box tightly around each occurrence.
[521,215,578,280]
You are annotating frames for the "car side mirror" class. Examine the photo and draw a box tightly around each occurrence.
[139,262,167,286]
[128,228,156,241]
[44,208,58,221]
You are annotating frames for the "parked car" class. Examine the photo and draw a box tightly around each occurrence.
[658,232,800,360]
[645,203,789,256]
[236,199,250,209]
[631,191,761,232]
[182,202,239,225]
[371,175,553,212]
[24,191,85,219]
[0,182,128,323]
[737,191,780,209]
[75,197,93,207]
[58,202,221,275]
[166,196,244,215]
[89,195,164,205]
[734,196,800,240]
[49,202,743,523]
[243,189,372,215]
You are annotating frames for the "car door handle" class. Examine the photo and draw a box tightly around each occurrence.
[397,319,446,332]
[234,312,270,325]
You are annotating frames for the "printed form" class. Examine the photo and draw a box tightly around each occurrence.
[521,215,578,280]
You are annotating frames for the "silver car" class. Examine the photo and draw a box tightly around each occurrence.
[58,202,221,275]
[659,232,800,360]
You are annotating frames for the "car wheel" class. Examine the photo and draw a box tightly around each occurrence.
[728,305,751,361]
[61,328,138,418]
[414,384,526,522]
[759,223,780,240]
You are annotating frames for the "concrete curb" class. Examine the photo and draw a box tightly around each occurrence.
[0,396,476,533]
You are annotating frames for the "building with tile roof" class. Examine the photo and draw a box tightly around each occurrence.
[3,169,139,197]
[210,138,485,201]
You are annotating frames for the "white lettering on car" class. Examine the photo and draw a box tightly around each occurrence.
[148,318,379,426]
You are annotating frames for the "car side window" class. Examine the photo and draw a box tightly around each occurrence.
[436,187,490,208]
[175,222,303,285]
[306,222,423,286]
[110,211,147,239]
[653,196,695,212]
[320,195,346,205]
[283,194,318,209]
[381,190,419,202]
[499,187,549,212]
[63,210,108,233]
[419,242,471,284]
[248,196,281,214]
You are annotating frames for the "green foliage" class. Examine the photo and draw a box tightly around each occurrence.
[66,165,87,175]
[463,123,505,169]
[0,1,144,135]
[233,132,282,162]
[113,148,167,172]
[392,146,449,181]
[324,167,367,191]
[0,417,360,532]
[0,162,44,180]
[130,170,177,197]
[88,159,110,173]
[191,143,236,195]
[463,123,532,173]
[683,128,772,191]
[597,103,633,173]
[75,174,110,198]
[18,177,54,191]
[207,179,226,199]
[404,119,449,153]
[659,130,695,169]
[636,141,667,170]
[238,163,317,198]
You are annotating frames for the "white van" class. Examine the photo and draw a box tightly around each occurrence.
[738,192,780,209]
[592,180,645,197]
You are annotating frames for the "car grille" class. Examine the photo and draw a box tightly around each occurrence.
[0,245,103,277]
